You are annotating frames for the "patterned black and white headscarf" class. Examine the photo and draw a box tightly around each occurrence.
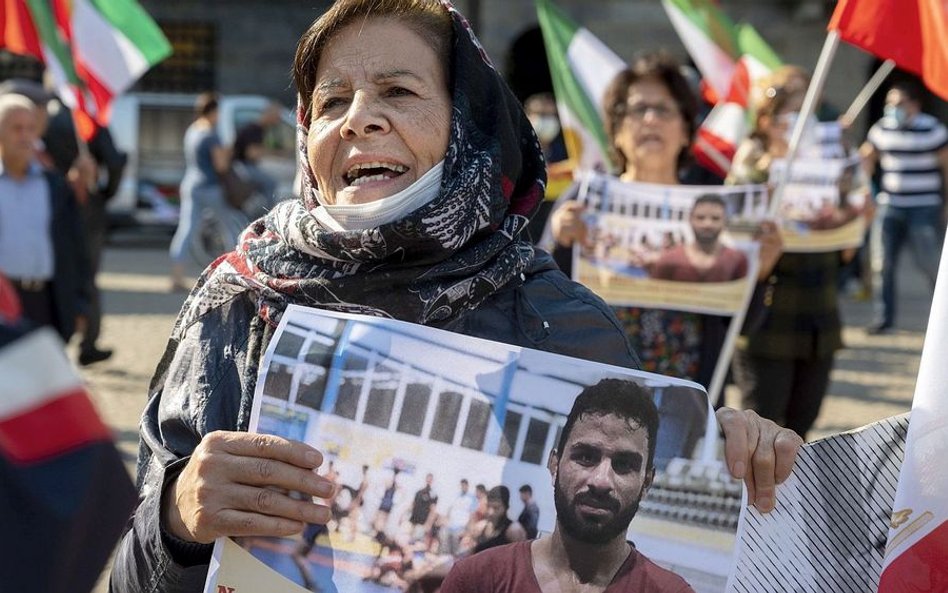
[172,0,546,339]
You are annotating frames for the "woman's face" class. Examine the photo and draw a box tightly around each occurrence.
[612,78,688,174]
[762,89,805,156]
[307,18,452,206]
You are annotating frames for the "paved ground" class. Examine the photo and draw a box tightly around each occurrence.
[81,241,934,591]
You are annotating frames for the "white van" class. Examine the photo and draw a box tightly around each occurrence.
[107,93,298,230]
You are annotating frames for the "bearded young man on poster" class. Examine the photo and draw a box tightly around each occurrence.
[440,379,694,593]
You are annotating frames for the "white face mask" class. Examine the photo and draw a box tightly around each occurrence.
[314,160,444,231]
[530,115,561,144]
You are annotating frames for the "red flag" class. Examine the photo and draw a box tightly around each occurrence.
[829,0,948,101]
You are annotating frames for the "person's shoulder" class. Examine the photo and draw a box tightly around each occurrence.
[912,112,942,130]
[444,541,530,590]
[518,253,640,367]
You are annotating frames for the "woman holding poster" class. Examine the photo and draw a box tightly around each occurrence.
[551,52,781,393]
[110,4,802,592]
[727,66,854,439]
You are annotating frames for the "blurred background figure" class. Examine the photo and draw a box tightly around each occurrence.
[728,65,852,440]
[471,485,527,553]
[169,91,230,291]
[0,92,89,345]
[42,93,127,365]
[523,92,571,242]
[517,484,540,540]
[232,101,281,210]
[859,80,948,335]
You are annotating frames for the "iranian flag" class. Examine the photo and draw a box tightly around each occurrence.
[537,0,626,173]
[661,0,740,105]
[0,0,171,139]
[694,23,782,178]
[877,237,948,591]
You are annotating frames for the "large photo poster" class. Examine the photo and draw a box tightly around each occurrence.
[204,306,746,593]
[769,155,869,253]
[571,173,763,317]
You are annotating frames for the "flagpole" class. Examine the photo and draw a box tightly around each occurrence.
[840,59,896,127]
[769,30,840,218]
[694,136,733,177]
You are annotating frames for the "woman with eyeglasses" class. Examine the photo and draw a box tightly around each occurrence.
[726,65,851,440]
[550,51,781,392]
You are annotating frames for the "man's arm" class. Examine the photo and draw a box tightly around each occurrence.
[89,126,127,200]
[859,140,878,182]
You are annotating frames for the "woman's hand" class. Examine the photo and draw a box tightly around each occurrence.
[163,431,336,544]
[550,201,588,248]
[716,408,803,513]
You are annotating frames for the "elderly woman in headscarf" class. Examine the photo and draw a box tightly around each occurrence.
[111,2,801,591]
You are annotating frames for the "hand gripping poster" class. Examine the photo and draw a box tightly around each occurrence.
[205,306,748,593]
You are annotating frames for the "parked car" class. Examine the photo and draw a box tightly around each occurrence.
[107,93,298,233]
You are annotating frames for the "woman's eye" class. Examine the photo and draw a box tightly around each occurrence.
[318,97,346,113]
[387,86,414,97]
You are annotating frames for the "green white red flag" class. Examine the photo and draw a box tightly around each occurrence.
[0,0,171,139]
[693,23,782,178]
[661,0,740,104]
[536,0,626,173]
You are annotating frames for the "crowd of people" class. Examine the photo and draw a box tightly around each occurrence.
[277,456,541,591]
[0,79,125,367]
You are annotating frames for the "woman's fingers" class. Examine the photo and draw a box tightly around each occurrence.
[551,202,587,246]
[211,431,323,469]
[211,509,307,539]
[163,431,334,543]
[227,484,333,525]
[717,407,804,513]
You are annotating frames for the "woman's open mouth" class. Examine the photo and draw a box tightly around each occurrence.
[344,162,409,187]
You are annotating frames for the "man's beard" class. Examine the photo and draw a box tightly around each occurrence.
[693,229,721,250]
[553,472,642,544]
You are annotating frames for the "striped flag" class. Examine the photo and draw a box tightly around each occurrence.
[536,0,626,173]
[0,322,136,593]
[694,23,782,178]
[661,0,740,104]
[0,0,171,139]
[878,237,948,591]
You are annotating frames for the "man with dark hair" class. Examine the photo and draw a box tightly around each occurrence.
[650,194,748,283]
[861,80,948,334]
[517,484,540,540]
[443,478,477,556]
[441,378,694,592]
[42,97,127,365]
[408,472,438,543]
[471,485,527,554]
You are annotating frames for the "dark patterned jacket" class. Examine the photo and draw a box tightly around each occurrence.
[110,250,641,593]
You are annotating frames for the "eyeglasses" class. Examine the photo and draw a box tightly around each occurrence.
[618,102,681,122]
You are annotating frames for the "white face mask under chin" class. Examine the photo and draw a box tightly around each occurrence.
[314,161,445,231]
